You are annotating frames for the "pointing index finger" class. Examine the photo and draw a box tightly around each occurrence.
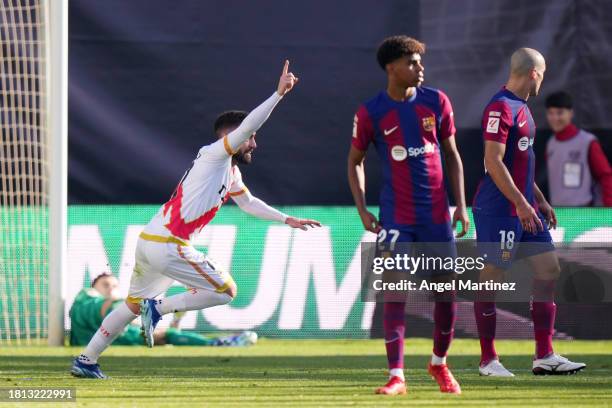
[282,60,289,75]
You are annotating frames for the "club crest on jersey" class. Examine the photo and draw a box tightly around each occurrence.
[518,136,530,151]
[422,116,435,132]
[391,145,408,161]
[501,251,511,262]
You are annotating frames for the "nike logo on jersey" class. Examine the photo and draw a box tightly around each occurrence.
[518,120,527,127]
[384,126,398,136]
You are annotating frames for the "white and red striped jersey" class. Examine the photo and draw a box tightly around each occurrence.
[142,92,282,241]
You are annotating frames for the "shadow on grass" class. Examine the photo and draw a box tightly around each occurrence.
[0,354,609,387]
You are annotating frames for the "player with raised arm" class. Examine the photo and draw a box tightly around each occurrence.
[472,48,586,377]
[348,36,469,395]
[71,61,320,379]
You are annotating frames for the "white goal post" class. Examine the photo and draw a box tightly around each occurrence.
[45,0,68,346]
[0,0,67,345]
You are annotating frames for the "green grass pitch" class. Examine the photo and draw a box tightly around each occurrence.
[0,339,610,407]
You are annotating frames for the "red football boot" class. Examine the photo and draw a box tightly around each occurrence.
[375,376,407,395]
[428,363,461,394]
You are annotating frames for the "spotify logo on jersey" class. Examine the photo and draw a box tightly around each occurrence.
[391,146,408,161]
[518,136,530,151]
[408,143,435,157]
[391,143,436,161]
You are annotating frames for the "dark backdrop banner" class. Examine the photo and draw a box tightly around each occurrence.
[69,0,612,204]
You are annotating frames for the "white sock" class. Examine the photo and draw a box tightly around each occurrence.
[431,353,447,366]
[156,288,232,315]
[389,368,405,381]
[79,302,137,364]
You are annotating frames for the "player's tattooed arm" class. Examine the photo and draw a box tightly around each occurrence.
[440,137,469,237]
[347,145,381,233]
[534,182,557,229]
[484,141,543,233]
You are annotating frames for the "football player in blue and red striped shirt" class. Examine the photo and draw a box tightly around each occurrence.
[348,36,469,395]
[472,48,585,377]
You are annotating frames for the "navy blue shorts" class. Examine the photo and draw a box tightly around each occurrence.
[378,222,454,243]
[473,212,555,269]
[377,222,456,275]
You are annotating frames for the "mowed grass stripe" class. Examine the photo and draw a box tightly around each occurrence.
[0,339,610,407]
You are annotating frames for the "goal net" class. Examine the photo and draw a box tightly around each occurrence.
[0,0,65,345]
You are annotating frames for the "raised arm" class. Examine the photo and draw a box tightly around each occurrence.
[225,60,299,153]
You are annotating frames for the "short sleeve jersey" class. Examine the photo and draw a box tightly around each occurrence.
[473,87,537,216]
[352,86,456,226]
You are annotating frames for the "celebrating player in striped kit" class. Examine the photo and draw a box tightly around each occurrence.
[71,60,320,379]
[348,36,469,395]
[472,48,586,377]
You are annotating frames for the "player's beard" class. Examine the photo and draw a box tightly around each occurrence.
[234,150,253,165]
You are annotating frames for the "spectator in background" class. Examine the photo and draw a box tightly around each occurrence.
[545,91,612,207]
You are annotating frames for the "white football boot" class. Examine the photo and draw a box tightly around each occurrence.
[532,353,586,375]
[479,359,515,377]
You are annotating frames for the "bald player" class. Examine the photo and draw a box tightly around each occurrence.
[472,48,586,377]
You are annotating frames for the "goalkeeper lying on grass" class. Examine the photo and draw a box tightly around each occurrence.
[70,272,257,347]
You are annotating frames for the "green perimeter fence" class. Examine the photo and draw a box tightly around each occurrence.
[1,206,611,341]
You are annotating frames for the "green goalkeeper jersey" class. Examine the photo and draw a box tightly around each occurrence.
[69,288,125,346]
[69,289,228,347]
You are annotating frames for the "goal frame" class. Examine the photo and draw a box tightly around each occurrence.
[45,0,68,346]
